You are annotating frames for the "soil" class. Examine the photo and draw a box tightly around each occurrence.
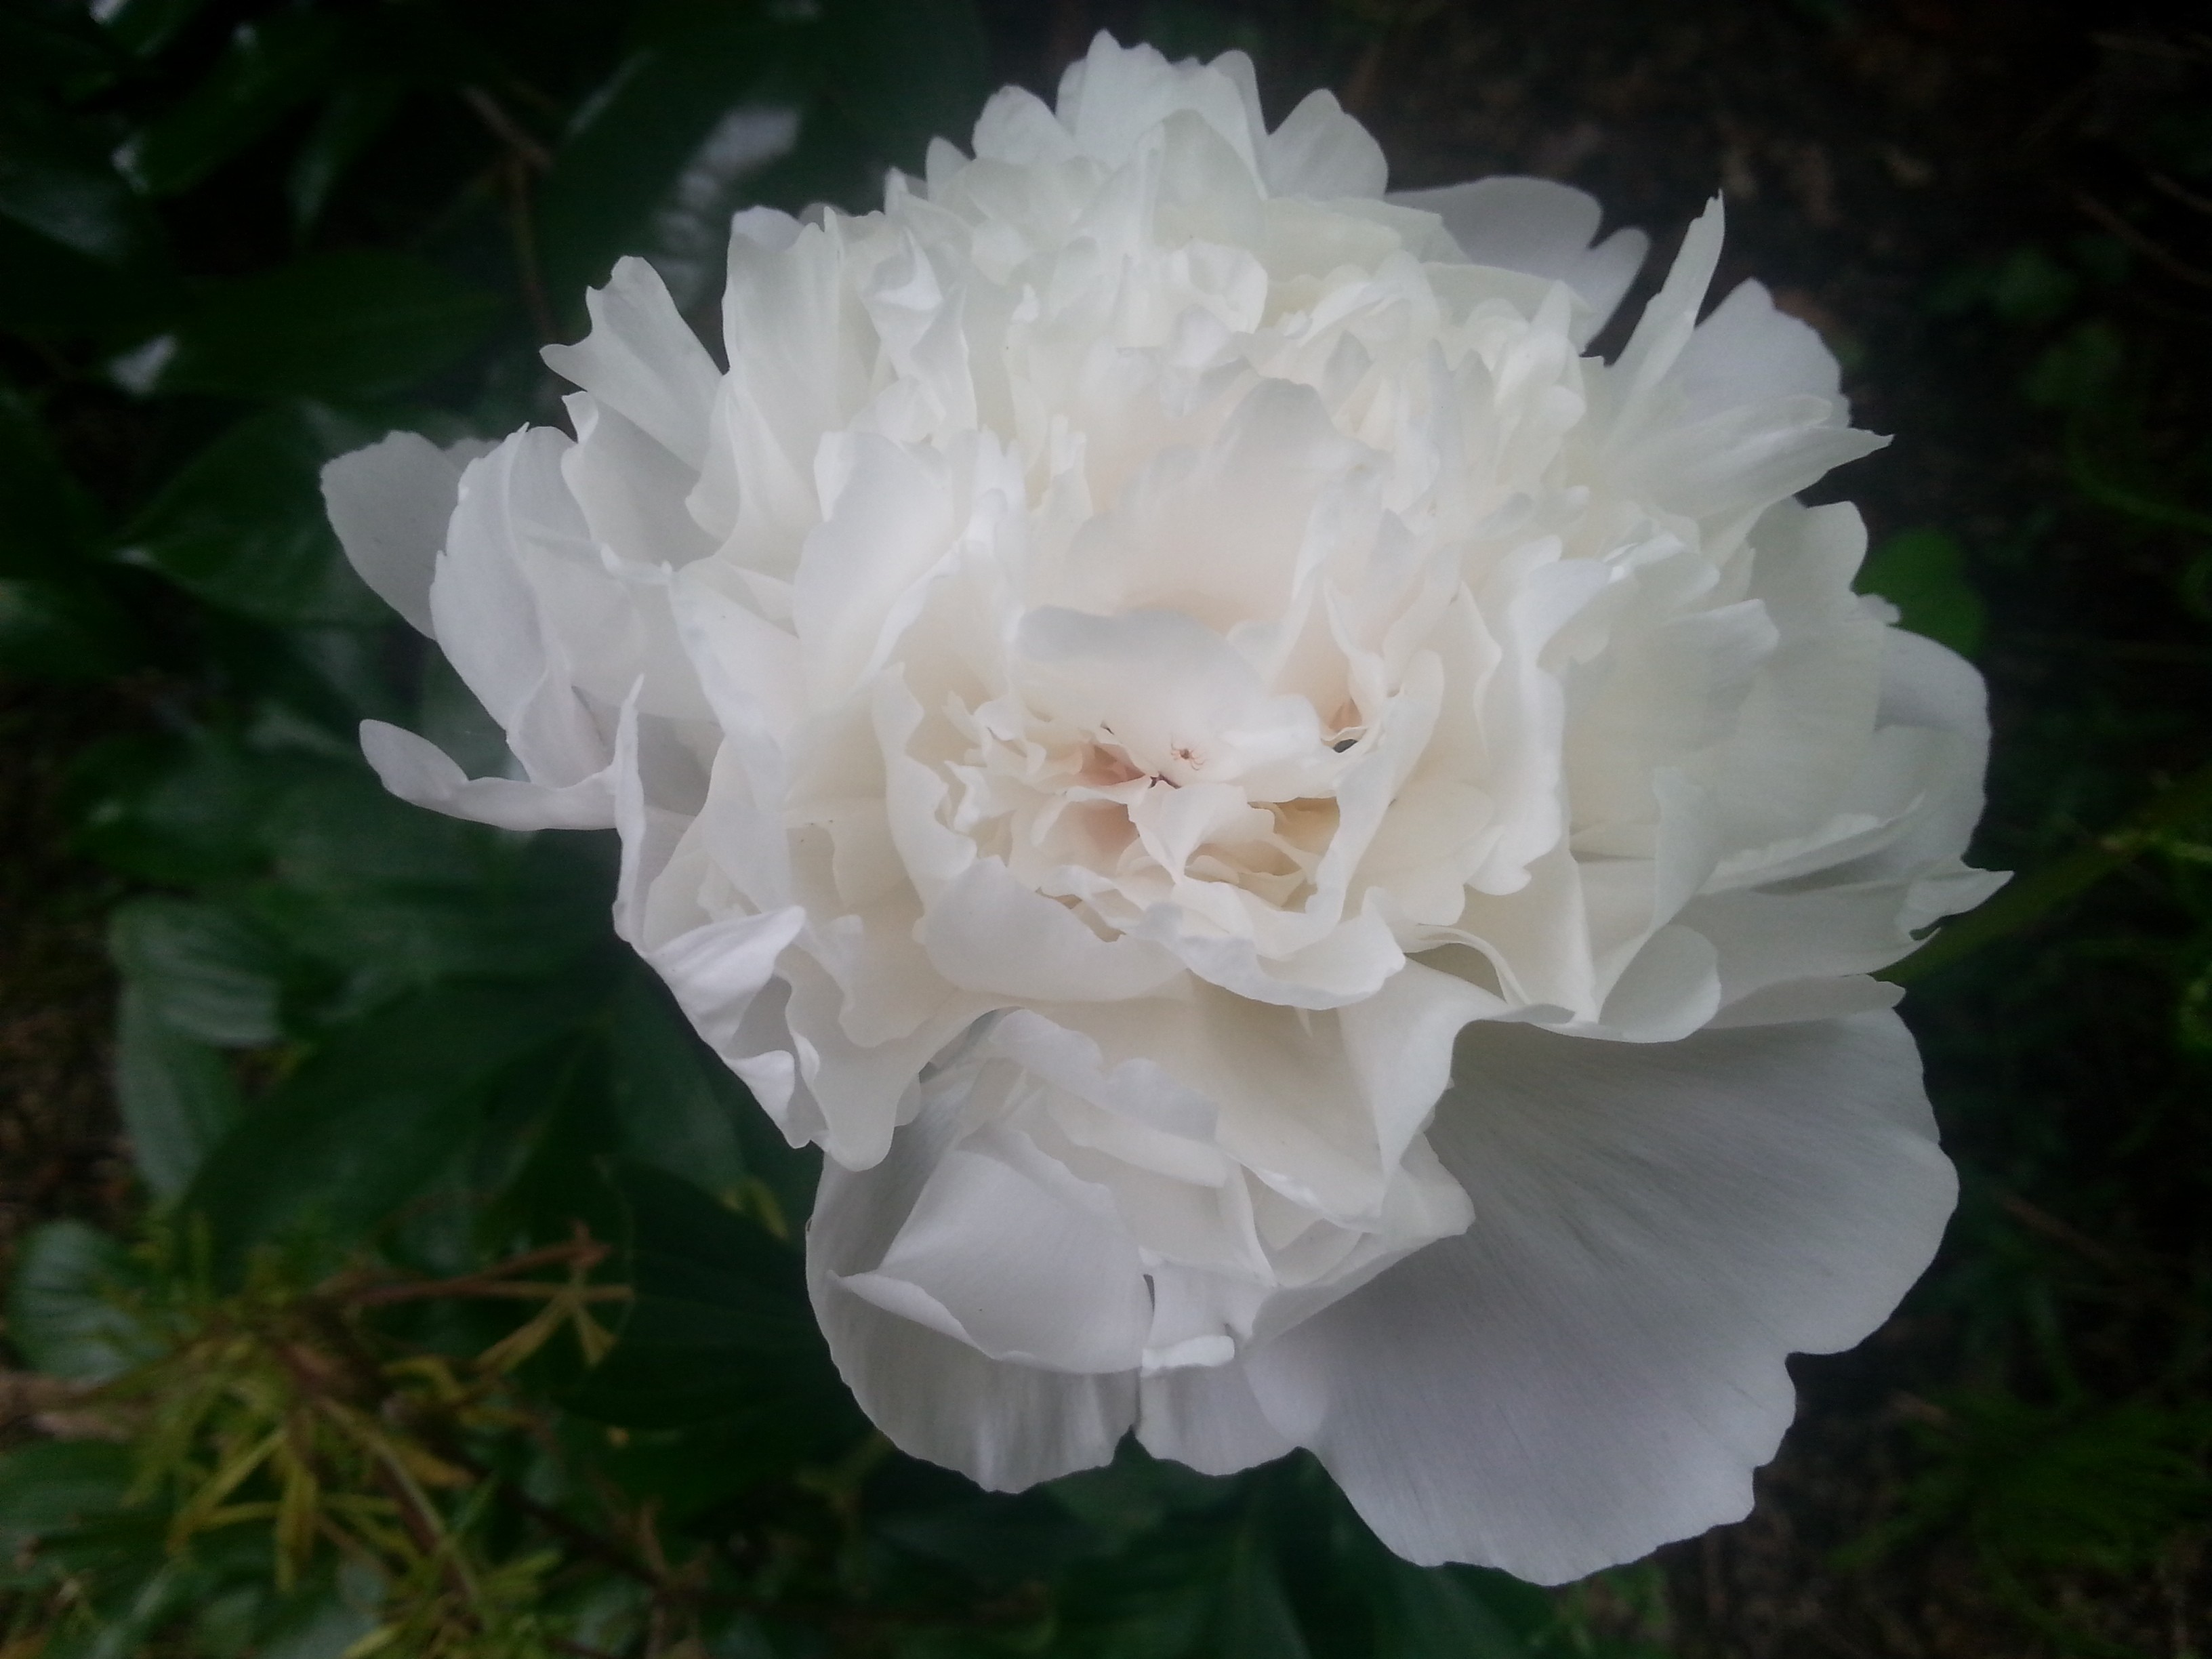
[0,684,136,1279]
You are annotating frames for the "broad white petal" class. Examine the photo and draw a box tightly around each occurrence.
[1263,89,1387,200]
[1243,1012,1954,1583]
[844,1128,1152,1372]
[1390,177,1648,341]
[321,432,484,636]
[1137,1361,1296,1475]
[541,257,722,471]
[808,1080,1136,1489]
[1677,279,1844,420]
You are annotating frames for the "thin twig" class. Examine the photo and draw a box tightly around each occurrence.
[461,85,554,174]
[350,1235,614,1308]
[2074,191,2212,289]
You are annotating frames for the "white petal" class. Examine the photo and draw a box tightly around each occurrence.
[430,430,612,787]
[1137,1361,1296,1475]
[1676,279,1843,420]
[540,256,722,471]
[1612,196,1725,415]
[807,1084,1136,1489]
[918,859,1185,1002]
[1243,1012,1954,1583]
[1390,177,1648,342]
[357,720,615,830]
[1861,628,1992,877]
[1263,89,1387,200]
[844,1128,1152,1372]
[321,432,484,636]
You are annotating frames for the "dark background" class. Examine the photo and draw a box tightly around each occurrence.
[1,1,2207,1654]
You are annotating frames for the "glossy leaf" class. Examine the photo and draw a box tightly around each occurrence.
[136,251,501,400]
[110,405,388,626]
[560,1162,851,1434]
[1370,1559,1538,1658]
[1858,527,1988,659]
[0,215,161,343]
[5,1221,157,1383]
[0,575,140,680]
[287,81,409,233]
[0,388,101,577]
[114,985,245,1199]
[113,13,344,197]
[87,0,216,59]
[110,897,287,1047]
[70,730,292,885]
[602,970,752,1202]
[0,121,161,268]
[182,976,603,1274]
[1211,1523,1314,1659]
[535,1,786,301]
[813,0,989,173]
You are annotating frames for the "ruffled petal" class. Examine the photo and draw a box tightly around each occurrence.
[357,720,617,831]
[1242,1012,1955,1582]
[541,256,722,471]
[321,432,488,636]
[1390,177,1648,342]
[1137,1361,1296,1475]
[807,1082,1136,1488]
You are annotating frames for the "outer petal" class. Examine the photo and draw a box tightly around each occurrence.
[1389,177,1649,342]
[1137,1361,1297,1475]
[321,432,489,636]
[358,720,615,831]
[1241,1012,1955,1583]
[540,256,722,471]
[1261,88,1388,200]
[807,1075,1136,1490]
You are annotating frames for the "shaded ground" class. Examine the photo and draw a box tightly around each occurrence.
[0,685,134,1282]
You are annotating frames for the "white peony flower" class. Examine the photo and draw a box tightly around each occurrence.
[323,35,2005,1582]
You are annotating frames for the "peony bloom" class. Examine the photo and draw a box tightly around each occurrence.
[323,37,2003,1582]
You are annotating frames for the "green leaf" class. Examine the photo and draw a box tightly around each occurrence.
[110,405,388,626]
[110,897,287,1046]
[813,0,988,174]
[88,0,216,59]
[0,8,119,102]
[562,1162,853,1433]
[115,985,244,1198]
[112,13,344,196]
[5,1221,155,1382]
[287,81,409,234]
[1370,1559,1536,1659]
[0,1441,136,1543]
[131,251,500,400]
[537,2,787,300]
[0,575,140,680]
[247,1561,384,1659]
[602,970,752,1202]
[0,120,161,268]
[1209,1522,1313,1659]
[1857,528,1986,659]
[876,1485,1103,1589]
[0,214,161,343]
[182,976,602,1274]
[70,730,288,884]
[0,388,100,575]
